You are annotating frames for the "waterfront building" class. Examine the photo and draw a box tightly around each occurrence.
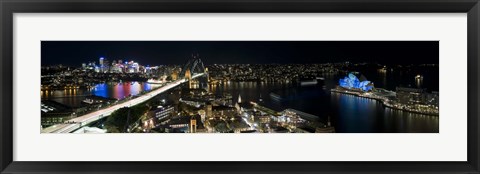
[338,73,374,92]
[396,87,427,105]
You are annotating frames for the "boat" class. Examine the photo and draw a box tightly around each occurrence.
[300,79,318,86]
[270,93,283,101]
[299,77,325,86]
[82,98,94,104]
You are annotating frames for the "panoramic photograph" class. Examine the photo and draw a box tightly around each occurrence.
[40,41,439,133]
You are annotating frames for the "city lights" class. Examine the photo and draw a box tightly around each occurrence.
[41,41,439,133]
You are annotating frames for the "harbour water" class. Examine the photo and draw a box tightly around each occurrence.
[41,82,161,108]
[208,70,439,133]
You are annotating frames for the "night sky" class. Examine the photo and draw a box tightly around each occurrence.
[41,41,439,67]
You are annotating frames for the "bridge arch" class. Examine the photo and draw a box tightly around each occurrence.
[180,54,206,77]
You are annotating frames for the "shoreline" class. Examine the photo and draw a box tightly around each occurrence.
[330,88,439,116]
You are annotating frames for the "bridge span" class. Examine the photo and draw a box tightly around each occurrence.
[41,73,204,133]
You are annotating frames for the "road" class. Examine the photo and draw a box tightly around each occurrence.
[41,73,204,133]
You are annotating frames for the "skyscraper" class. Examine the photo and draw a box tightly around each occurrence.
[99,57,104,72]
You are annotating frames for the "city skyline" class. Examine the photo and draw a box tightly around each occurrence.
[42,41,439,66]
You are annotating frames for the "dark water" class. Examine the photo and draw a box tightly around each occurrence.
[208,71,439,133]
[41,82,160,107]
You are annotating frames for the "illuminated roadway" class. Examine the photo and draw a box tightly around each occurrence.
[41,73,204,133]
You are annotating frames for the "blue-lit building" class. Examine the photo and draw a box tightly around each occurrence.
[338,73,374,92]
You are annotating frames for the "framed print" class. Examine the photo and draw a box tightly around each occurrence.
[1,0,479,174]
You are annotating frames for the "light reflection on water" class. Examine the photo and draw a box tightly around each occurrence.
[210,81,439,133]
[330,93,439,133]
[41,82,159,107]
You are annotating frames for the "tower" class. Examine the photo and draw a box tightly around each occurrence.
[204,67,210,92]
[185,69,192,88]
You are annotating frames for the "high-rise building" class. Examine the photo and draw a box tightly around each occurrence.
[99,57,105,73]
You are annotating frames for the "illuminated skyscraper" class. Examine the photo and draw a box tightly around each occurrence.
[99,57,104,72]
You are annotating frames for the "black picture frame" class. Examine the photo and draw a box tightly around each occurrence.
[1,0,479,173]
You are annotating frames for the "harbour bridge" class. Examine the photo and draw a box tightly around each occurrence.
[180,53,209,89]
[41,55,209,133]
